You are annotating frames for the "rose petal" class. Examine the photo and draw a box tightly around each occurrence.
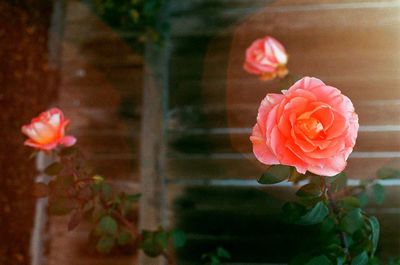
[48,113,61,129]
[308,154,347,176]
[267,38,287,64]
[24,139,58,151]
[60,135,77,147]
[326,111,348,139]
[32,122,57,144]
[22,125,42,142]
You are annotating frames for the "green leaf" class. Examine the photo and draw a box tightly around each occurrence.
[377,167,400,179]
[340,208,364,234]
[211,256,220,265]
[306,255,333,265]
[258,165,291,184]
[101,183,112,200]
[368,216,380,256]
[368,257,380,265]
[281,202,306,224]
[351,251,368,265]
[340,196,361,209]
[329,173,348,192]
[288,168,307,183]
[337,256,346,265]
[349,236,370,257]
[320,217,335,235]
[358,192,369,207]
[126,193,142,202]
[296,183,322,197]
[155,230,169,249]
[44,162,63,176]
[117,231,133,246]
[372,183,385,205]
[387,257,400,265]
[93,182,112,200]
[297,202,329,225]
[325,245,346,264]
[96,236,115,254]
[140,230,165,257]
[216,247,231,259]
[96,215,118,236]
[171,229,186,248]
[290,254,313,265]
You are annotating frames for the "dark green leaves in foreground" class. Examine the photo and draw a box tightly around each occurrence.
[306,255,333,265]
[258,165,292,184]
[202,247,231,265]
[372,183,385,205]
[340,208,364,234]
[171,229,187,248]
[296,182,322,197]
[368,216,380,256]
[140,228,186,257]
[351,251,368,265]
[282,201,329,226]
[297,201,329,225]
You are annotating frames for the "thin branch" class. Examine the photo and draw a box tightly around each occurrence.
[326,186,351,261]
[110,210,138,237]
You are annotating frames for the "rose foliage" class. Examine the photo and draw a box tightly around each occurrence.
[23,109,185,262]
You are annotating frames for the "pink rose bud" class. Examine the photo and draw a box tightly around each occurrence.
[21,108,76,151]
[244,36,289,80]
[250,77,359,176]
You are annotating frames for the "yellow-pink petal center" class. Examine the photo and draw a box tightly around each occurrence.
[296,117,325,140]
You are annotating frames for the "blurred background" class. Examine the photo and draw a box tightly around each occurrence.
[0,0,399,264]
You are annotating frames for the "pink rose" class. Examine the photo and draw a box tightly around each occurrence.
[250,77,359,176]
[22,108,76,151]
[244,36,289,80]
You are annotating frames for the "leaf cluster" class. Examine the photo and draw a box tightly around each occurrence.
[140,228,186,257]
[31,146,186,257]
[258,165,391,265]
[86,0,168,46]
[201,247,231,265]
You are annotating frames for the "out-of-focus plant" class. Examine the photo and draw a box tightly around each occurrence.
[244,36,289,81]
[202,247,231,265]
[22,108,185,262]
[84,0,168,46]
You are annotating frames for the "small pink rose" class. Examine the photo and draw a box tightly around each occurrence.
[250,77,359,176]
[21,108,76,151]
[244,36,289,80]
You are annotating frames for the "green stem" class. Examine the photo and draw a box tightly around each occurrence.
[326,184,351,262]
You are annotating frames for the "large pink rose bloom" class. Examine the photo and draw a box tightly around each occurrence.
[244,36,288,80]
[22,108,76,151]
[250,77,359,176]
